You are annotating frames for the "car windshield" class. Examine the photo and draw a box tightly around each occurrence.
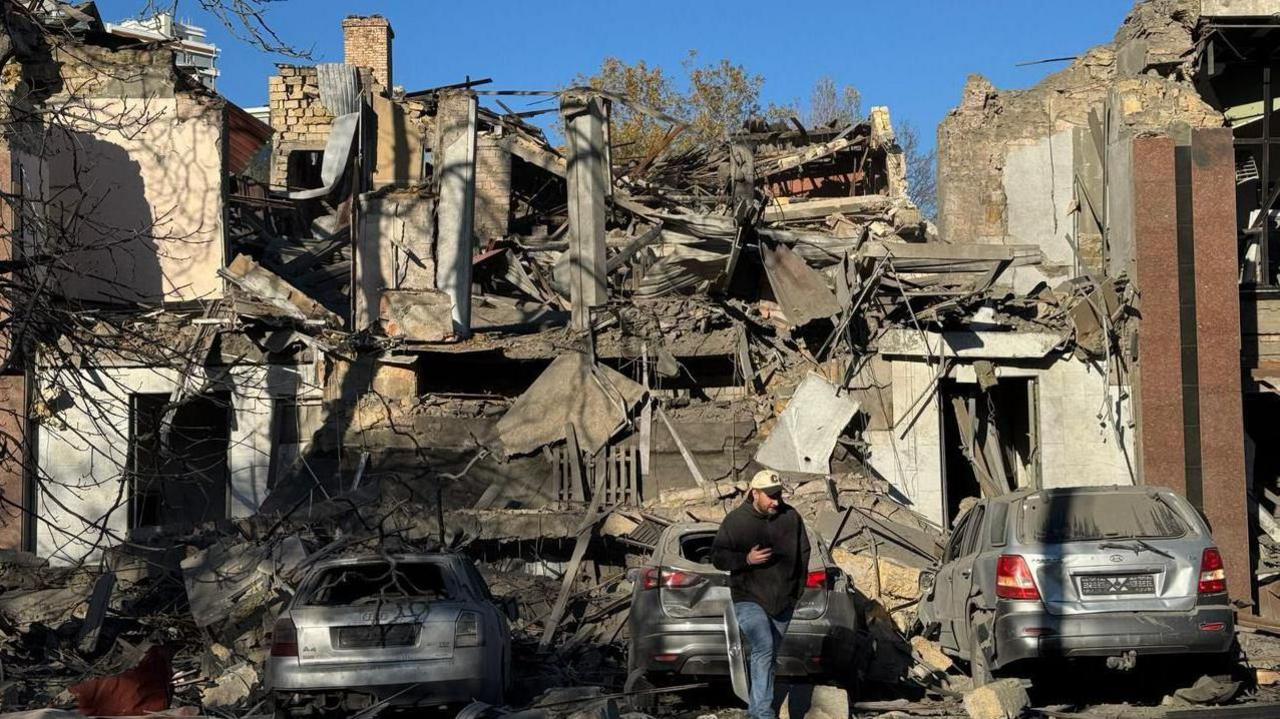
[1022,493,1188,543]
[301,562,454,606]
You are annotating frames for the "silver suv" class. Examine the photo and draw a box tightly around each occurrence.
[917,486,1234,682]
[265,554,512,717]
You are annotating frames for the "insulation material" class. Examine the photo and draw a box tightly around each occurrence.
[755,373,859,474]
[760,242,842,326]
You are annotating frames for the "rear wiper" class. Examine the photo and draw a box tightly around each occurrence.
[1097,539,1173,559]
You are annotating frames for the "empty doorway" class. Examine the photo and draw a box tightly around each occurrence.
[940,377,1039,524]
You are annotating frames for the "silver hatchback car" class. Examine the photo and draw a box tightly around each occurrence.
[627,522,861,693]
[265,553,512,717]
[917,486,1234,683]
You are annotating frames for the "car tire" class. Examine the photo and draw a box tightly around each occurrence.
[968,615,995,687]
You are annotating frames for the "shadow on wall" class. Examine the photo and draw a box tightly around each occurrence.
[44,127,162,304]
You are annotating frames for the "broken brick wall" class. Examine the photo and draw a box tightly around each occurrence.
[937,0,1219,289]
[268,65,333,189]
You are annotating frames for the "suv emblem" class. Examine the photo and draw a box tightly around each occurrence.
[1109,555,1124,563]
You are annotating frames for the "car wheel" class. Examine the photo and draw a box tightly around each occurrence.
[968,616,995,687]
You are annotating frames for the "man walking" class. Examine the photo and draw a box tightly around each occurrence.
[713,470,811,719]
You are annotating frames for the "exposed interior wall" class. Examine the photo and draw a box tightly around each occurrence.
[355,192,435,330]
[866,355,1135,526]
[1002,130,1078,291]
[865,359,944,525]
[34,363,320,563]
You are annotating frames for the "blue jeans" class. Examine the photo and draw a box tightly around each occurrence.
[735,601,792,719]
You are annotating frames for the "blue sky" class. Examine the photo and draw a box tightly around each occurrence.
[120,1,1134,150]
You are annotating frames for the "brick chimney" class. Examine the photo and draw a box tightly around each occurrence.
[342,15,393,88]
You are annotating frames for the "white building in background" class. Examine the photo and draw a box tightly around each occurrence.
[105,13,220,90]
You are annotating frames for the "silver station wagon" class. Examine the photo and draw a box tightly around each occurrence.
[917,486,1235,683]
[265,553,512,717]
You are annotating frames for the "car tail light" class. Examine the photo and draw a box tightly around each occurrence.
[270,617,298,657]
[640,568,704,590]
[455,611,481,647]
[640,567,660,590]
[1199,547,1226,595]
[996,555,1041,601]
[805,569,831,590]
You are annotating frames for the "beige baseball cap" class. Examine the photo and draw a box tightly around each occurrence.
[749,469,783,494]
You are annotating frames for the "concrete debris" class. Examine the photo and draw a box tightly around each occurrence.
[909,635,953,673]
[381,289,456,341]
[200,662,259,709]
[776,684,849,719]
[962,678,1029,719]
[1165,675,1242,707]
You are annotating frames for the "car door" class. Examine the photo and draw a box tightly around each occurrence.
[934,511,972,653]
[946,503,987,656]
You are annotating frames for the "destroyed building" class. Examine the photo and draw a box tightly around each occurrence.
[0,4,1244,576]
[2,0,1280,713]
[934,0,1280,617]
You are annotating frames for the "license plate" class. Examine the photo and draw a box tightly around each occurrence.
[333,623,419,649]
[1079,574,1155,595]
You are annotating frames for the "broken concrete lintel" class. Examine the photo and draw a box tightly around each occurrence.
[509,133,567,177]
[877,329,1062,360]
[221,254,341,327]
[762,194,892,222]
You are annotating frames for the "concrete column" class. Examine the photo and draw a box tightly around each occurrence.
[1189,127,1251,601]
[1130,135,1187,496]
[561,92,609,331]
[229,366,273,519]
[433,90,477,339]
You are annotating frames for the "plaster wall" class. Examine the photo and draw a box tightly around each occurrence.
[35,362,320,563]
[20,97,225,304]
[1002,130,1078,292]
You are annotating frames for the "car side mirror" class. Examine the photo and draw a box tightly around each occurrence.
[918,570,936,593]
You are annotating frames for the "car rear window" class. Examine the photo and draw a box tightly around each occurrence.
[301,562,454,606]
[679,533,716,564]
[1022,492,1188,543]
